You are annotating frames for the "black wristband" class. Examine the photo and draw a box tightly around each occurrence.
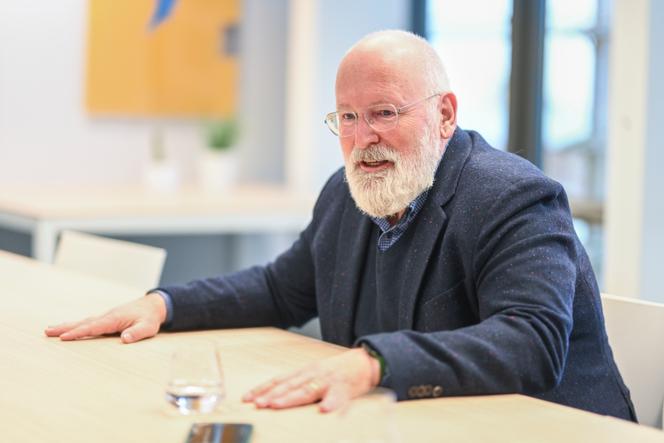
[360,342,386,382]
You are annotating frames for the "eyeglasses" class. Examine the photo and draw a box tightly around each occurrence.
[324,93,441,137]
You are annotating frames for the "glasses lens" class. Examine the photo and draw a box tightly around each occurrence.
[366,104,398,132]
[325,105,400,137]
[325,113,340,136]
[338,111,357,137]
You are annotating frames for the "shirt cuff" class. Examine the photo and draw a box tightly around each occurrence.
[147,289,174,326]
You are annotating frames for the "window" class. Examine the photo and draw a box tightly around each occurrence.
[542,0,610,277]
[422,0,610,280]
[426,0,512,150]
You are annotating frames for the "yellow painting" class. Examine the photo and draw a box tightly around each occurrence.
[85,0,240,117]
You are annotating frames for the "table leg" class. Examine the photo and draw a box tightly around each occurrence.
[33,222,57,263]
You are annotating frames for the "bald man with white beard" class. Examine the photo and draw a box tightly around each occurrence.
[46,30,636,421]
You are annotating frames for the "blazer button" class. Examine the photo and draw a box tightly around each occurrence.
[408,386,418,398]
[432,385,443,397]
[423,385,432,397]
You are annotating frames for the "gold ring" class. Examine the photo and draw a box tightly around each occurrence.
[304,380,322,394]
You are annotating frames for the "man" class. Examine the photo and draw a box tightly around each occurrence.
[46,30,635,420]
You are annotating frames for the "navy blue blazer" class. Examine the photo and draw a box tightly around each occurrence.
[162,128,636,421]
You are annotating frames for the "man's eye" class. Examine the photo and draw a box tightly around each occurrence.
[374,108,396,118]
[340,113,356,121]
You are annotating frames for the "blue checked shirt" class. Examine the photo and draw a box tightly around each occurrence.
[370,189,430,251]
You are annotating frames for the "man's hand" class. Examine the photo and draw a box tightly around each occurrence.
[242,347,381,412]
[44,293,167,343]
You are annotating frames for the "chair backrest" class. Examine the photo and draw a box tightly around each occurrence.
[601,293,664,428]
[54,230,166,291]
[289,318,322,340]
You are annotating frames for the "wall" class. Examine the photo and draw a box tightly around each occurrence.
[604,0,664,301]
[0,0,288,187]
[0,0,290,284]
[640,0,664,301]
[0,1,192,185]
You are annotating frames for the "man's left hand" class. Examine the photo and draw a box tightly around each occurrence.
[242,347,381,412]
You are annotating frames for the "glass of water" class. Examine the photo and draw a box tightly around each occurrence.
[165,341,225,415]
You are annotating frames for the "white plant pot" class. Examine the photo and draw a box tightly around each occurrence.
[144,161,180,192]
[198,150,238,191]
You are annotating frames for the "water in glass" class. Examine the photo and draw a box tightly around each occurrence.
[165,342,225,415]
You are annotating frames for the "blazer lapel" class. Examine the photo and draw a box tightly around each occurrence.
[328,196,373,346]
[397,204,448,329]
[398,128,473,329]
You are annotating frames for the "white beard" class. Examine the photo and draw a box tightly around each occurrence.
[344,127,443,218]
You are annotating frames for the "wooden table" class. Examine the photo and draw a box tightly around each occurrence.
[0,185,314,262]
[1,250,663,442]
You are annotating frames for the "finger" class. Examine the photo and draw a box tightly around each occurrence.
[44,320,86,337]
[242,378,280,402]
[120,320,158,344]
[59,316,121,341]
[252,372,315,406]
[243,371,302,402]
[319,383,352,413]
[266,380,327,409]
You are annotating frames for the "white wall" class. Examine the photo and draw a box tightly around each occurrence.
[0,0,289,284]
[604,0,664,301]
[238,0,288,183]
[0,0,288,187]
[0,1,189,185]
[640,0,664,301]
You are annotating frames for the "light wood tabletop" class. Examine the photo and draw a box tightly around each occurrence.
[1,250,663,443]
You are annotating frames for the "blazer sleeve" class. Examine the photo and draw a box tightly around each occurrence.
[359,176,578,399]
[158,176,341,332]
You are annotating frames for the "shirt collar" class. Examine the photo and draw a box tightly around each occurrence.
[370,188,430,233]
[368,155,443,234]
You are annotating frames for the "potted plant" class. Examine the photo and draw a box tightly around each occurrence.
[198,118,239,190]
[144,126,180,191]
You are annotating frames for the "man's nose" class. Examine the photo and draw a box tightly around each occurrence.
[353,114,380,149]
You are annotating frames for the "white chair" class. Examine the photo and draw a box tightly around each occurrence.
[290,318,322,340]
[601,293,664,428]
[54,230,166,291]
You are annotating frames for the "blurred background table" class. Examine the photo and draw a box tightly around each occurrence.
[0,185,314,263]
[1,250,662,443]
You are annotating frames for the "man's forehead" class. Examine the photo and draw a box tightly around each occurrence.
[335,83,405,109]
[338,49,409,79]
[336,48,422,97]
[336,68,417,107]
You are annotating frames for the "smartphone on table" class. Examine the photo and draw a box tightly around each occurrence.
[185,423,253,443]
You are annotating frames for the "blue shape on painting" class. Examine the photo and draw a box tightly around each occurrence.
[148,0,177,30]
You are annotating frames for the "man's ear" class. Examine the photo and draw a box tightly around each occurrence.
[438,92,457,140]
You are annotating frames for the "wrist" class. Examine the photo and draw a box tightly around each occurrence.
[145,292,167,324]
[359,343,384,387]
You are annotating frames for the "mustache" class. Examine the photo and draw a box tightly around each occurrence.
[349,145,399,163]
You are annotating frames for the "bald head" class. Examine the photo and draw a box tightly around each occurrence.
[337,30,451,99]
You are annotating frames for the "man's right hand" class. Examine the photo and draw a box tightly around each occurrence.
[44,293,167,344]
